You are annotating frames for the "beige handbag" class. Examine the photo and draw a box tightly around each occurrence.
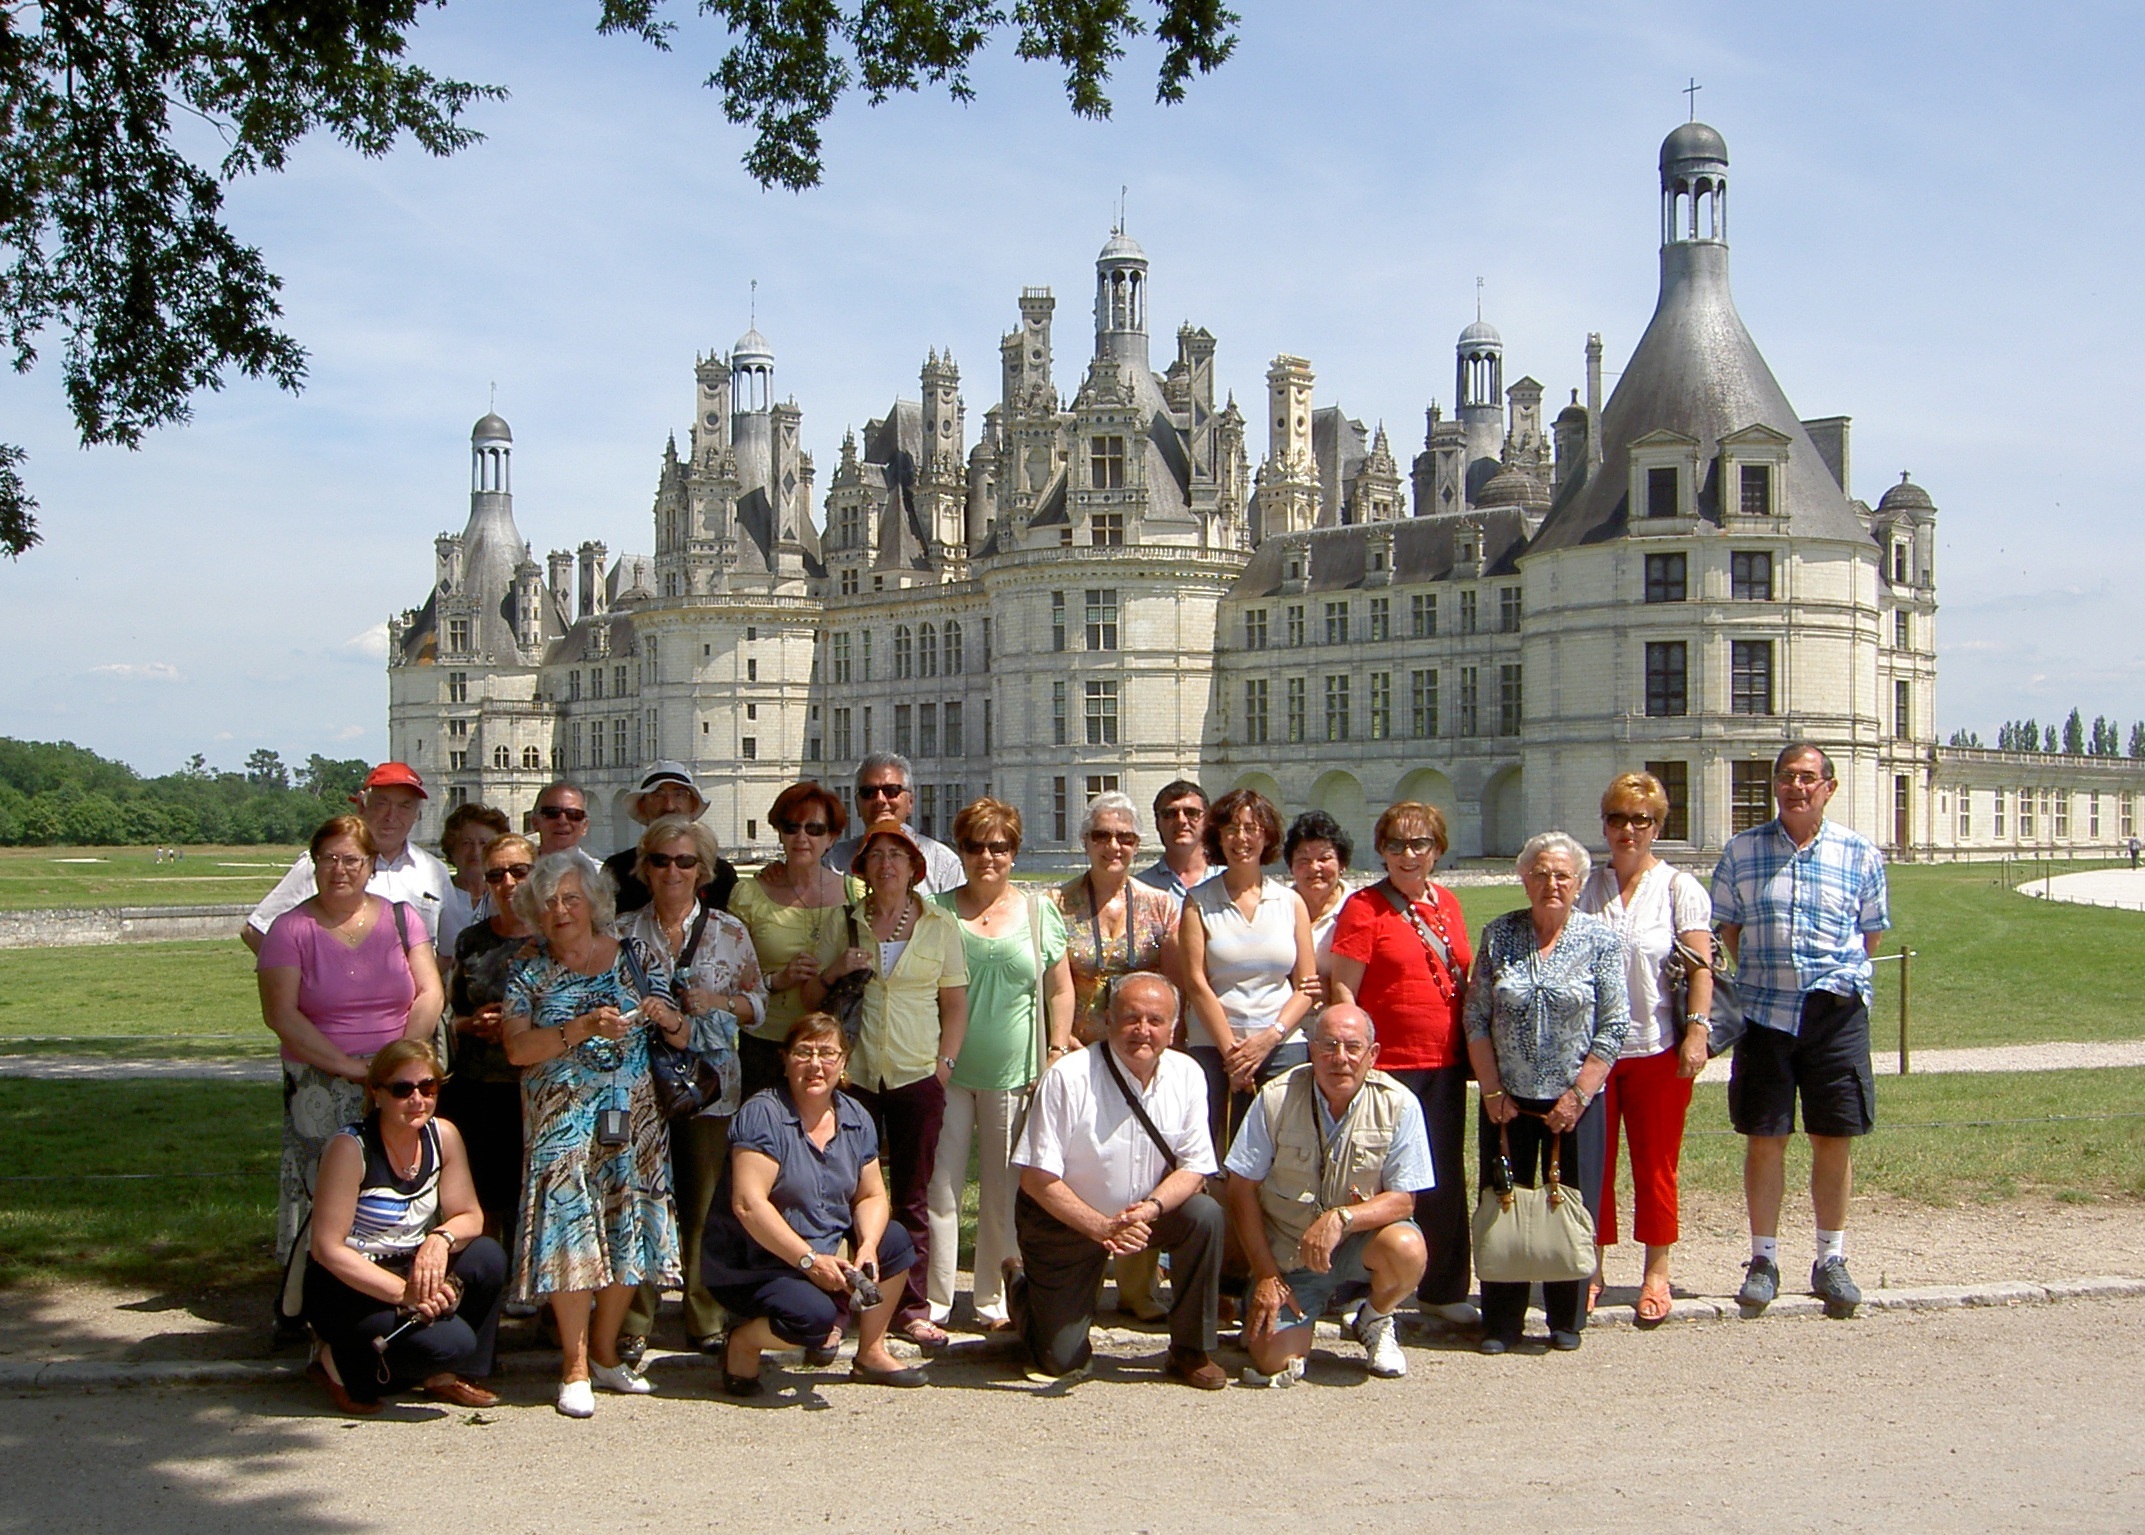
[1471,1120,1597,1284]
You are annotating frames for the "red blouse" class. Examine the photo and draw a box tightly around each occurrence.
[1328,882,1472,1070]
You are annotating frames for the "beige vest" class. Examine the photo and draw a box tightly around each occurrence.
[1252,1065,1409,1274]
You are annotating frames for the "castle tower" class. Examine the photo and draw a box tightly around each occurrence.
[1253,355,1319,539]
[1094,229,1150,372]
[1455,317,1504,500]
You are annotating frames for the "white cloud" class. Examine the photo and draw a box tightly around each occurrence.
[342,623,390,661]
[88,662,184,683]
[331,724,368,741]
[213,731,234,741]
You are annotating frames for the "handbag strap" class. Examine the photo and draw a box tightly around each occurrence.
[1098,1044,1180,1173]
[1025,889,1049,1085]
[1377,879,1452,972]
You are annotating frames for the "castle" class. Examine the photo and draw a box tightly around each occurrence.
[385,121,2141,864]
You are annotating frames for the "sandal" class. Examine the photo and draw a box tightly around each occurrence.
[1586,1275,1604,1315]
[900,1319,950,1352]
[1635,1275,1673,1326]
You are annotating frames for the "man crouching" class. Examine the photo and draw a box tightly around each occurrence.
[1007,972,1228,1389]
[1225,1005,1431,1381]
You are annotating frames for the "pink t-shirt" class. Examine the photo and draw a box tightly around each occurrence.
[257,900,419,1061]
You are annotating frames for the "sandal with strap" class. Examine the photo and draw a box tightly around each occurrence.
[900,1319,950,1352]
[1635,1275,1673,1326]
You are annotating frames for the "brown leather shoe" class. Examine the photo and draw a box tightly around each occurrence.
[307,1359,382,1416]
[1164,1346,1227,1391]
[423,1375,500,1409]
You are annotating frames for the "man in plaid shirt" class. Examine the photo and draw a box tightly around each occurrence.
[1711,743,1890,1318]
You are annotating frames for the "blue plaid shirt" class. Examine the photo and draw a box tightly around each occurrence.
[1711,818,1890,1036]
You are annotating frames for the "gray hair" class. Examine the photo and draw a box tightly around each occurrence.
[1516,830,1591,887]
[512,850,618,933]
[1774,741,1837,782]
[536,780,588,808]
[1080,790,1140,841]
[1312,1004,1377,1046]
[854,752,913,792]
[1108,970,1181,1020]
[635,814,723,885]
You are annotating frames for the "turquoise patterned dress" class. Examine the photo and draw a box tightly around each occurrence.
[503,938,682,1300]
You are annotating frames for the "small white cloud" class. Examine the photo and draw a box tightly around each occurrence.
[213,731,234,741]
[331,724,368,741]
[89,662,184,682]
[343,623,390,661]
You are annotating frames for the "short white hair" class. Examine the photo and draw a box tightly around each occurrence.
[1516,830,1591,887]
[1080,791,1140,841]
[1108,970,1181,1020]
[513,851,618,933]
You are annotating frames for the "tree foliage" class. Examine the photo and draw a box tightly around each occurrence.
[0,736,353,845]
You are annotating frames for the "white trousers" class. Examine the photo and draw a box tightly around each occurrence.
[926,1083,1025,1322]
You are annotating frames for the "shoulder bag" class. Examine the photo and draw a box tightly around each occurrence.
[1659,873,1744,1057]
[820,907,871,1045]
[1471,1119,1596,1284]
[626,924,724,1121]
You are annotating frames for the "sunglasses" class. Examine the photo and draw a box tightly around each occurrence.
[645,852,701,871]
[537,805,587,821]
[383,1077,442,1099]
[775,819,831,837]
[1157,805,1205,821]
[1088,830,1140,847]
[857,783,906,800]
[1382,837,1437,856]
[1603,812,1656,830]
[961,839,1016,856]
[483,863,534,884]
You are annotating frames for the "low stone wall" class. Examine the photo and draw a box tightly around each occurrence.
[0,904,252,949]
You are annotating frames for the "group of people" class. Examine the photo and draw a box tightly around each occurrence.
[251,741,1888,1415]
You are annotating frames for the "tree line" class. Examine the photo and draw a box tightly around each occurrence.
[0,739,369,847]
[1948,710,2145,757]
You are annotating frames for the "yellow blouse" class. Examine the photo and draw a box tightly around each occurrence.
[847,898,969,1092]
[728,874,850,1044]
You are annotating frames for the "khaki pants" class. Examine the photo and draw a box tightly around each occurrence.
[926,1083,1026,1322]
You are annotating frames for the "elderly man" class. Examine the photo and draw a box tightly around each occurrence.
[1134,779,1215,899]
[601,761,737,914]
[1224,1005,1430,1382]
[1713,743,1890,1319]
[824,753,962,894]
[1007,972,1227,1389]
[242,763,454,954]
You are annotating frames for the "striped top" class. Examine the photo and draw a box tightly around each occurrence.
[338,1115,443,1259]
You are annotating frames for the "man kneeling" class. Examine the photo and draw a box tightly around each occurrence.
[1225,1005,1430,1382]
[1007,972,1228,1389]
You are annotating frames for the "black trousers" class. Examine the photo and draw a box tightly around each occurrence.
[1386,1063,1473,1306]
[435,1079,523,1236]
[738,1033,788,1105]
[1009,1189,1223,1377]
[1475,1097,1605,1344]
[302,1237,506,1403]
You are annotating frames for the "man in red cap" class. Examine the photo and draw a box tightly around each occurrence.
[241,762,457,954]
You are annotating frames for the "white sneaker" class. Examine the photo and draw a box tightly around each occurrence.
[1421,1299,1481,1328]
[591,1360,654,1395]
[1352,1304,1408,1378]
[555,1379,595,1418]
[1240,1357,1305,1389]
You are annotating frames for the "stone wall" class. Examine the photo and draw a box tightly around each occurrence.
[0,904,251,949]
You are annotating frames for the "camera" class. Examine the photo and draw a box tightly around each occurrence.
[596,1108,630,1146]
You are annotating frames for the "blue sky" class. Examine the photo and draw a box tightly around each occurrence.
[3,0,2141,773]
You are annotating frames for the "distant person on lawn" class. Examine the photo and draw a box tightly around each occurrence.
[243,762,454,954]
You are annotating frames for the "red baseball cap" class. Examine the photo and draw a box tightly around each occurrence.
[361,762,428,798]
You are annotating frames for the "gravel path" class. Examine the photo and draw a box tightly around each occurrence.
[2019,868,2145,911]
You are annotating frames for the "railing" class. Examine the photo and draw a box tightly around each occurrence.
[1872,950,1916,1073]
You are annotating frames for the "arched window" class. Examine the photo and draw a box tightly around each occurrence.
[919,623,938,678]
[522,746,542,770]
[894,625,913,679]
[944,619,963,675]
[492,745,511,770]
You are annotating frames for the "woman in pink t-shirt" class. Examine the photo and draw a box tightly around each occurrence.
[258,815,444,1263]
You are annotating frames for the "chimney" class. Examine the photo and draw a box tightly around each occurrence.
[1585,333,1604,469]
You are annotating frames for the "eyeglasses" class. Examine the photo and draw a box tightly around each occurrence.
[775,819,831,837]
[857,783,906,801]
[1087,830,1140,847]
[1775,771,1829,788]
[483,863,534,884]
[788,1046,845,1063]
[315,853,370,872]
[541,893,587,910]
[645,852,701,871]
[1603,812,1656,830]
[383,1077,442,1099]
[1311,1039,1372,1058]
[961,839,1016,856]
[1382,837,1437,856]
[537,805,587,822]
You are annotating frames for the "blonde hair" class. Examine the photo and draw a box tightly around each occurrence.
[1601,772,1670,823]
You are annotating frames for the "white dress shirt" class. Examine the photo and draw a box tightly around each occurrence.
[247,843,454,945]
[1013,1044,1217,1215]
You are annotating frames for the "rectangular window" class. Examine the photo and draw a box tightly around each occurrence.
[1894,679,1911,741]
[1958,790,1971,841]
[1091,510,1125,547]
[741,736,757,761]
[746,659,758,682]
[1644,760,1691,841]
[1053,777,1068,841]
[983,699,993,754]
[1324,675,1351,742]
[894,627,912,679]
[1894,610,1910,649]
[447,616,471,652]
[448,671,469,704]
[2090,793,2101,839]
[1644,553,1686,604]
[1244,608,1269,650]
[591,668,604,700]
[448,749,468,772]
[615,664,628,696]
[1498,587,1522,633]
[1286,605,1306,647]
[833,708,852,761]
[569,722,581,769]
[945,621,963,675]
[612,718,627,762]
[1993,790,2007,839]
[894,703,913,757]
[920,702,938,759]
[831,632,851,683]
[863,705,873,752]
[1645,642,1688,717]
[1369,597,1391,641]
[919,785,937,839]
[1368,672,1392,739]
[1647,465,1678,519]
[861,629,873,682]
[448,719,468,739]
[1051,592,1066,652]
[1739,462,1772,518]
[1411,592,1437,638]
[1730,641,1774,716]
[1085,589,1119,651]
[839,566,859,595]
[567,670,580,702]
[1411,670,1439,738]
[1245,679,1270,745]
[1085,774,1120,802]
[1893,543,1911,584]
[1731,550,1774,601]
[1286,678,1307,744]
[2018,788,2035,840]
[1459,589,1478,635]
[1090,435,1125,489]
[2055,792,2071,839]
[2122,797,2135,839]
[1732,761,1773,833]
[1458,666,1480,736]
[1052,681,1067,746]
[945,702,964,758]
[1085,680,1120,745]
[1498,664,1523,735]
[1324,601,1350,646]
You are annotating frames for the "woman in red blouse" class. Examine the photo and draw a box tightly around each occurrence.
[1328,801,1478,1326]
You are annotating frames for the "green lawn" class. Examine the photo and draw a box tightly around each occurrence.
[0,844,299,910]
[0,940,266,1053]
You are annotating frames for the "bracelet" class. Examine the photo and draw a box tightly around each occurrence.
[427,1228,455,1249]
[1684,1013,1709,1027]
[1482,1089,1506,1102]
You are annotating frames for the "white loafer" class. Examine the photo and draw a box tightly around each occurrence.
[556,1379,595,1418]
[591,1360,654,1395]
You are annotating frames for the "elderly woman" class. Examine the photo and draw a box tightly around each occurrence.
[1284,809,1354,1022]
[1575,772,1713,1324]
[928,798,1074,1330]
[1051,792,1183,1047]
[706,1014,926,1392]
[806,819,968,1349]
[729,781,851,1103]
[621,814,767,1356]
[302,1040,505,1414]
[258,815,445,1263]
[1328,802,1479,1326]
[438,803,511,957]
[437,832,538,1244]
[501,853,689,1417]
[1182,787,1317,1152]
[1464,831,1631,1354]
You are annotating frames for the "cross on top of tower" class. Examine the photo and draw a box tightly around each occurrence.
[1683,77,1702,120]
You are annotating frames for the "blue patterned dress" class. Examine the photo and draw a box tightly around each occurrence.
[503,938,682,1300]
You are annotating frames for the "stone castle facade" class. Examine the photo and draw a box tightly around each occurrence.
[385,122,2142,864]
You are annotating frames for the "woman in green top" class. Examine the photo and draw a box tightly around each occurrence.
[729,782,852,1102]
[926,798,1073,1330]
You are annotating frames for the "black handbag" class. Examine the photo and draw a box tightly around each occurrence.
[1666,927,1744,1057]
[820,908,870,1045]
[629,923,726,1121]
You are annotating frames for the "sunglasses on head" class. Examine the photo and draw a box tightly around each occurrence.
[961,839,1016,856]
[383,1077,442,1099]
[645,852,701,871]
[538,805,587,821]
[483,862,534,884]
[775,819,830,837]
[857,783,905,800]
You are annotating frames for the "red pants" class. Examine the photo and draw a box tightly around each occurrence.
[1596,1046,1695,1247]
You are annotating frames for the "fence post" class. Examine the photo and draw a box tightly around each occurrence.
[1897,949,1912,1076]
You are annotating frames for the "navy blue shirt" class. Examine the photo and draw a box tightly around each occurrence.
[704,1086,878,1280]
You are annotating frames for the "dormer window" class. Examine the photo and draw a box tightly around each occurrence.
[1646,467,1678,519]
[447,617,471,652]
[1892,542,1910,584]
[1739,463,1772,518]
[1286,556,1302,582]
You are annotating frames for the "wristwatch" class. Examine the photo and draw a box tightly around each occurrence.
[939,1056,958,1072]
[1335,1207,1355,1231]
[427,1227,455,1249]
[1684,1013,1710,1030]
[797,1250,819,1273]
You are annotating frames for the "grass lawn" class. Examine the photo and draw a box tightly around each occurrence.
[0,941,265,1053]
[0,845,299,910]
